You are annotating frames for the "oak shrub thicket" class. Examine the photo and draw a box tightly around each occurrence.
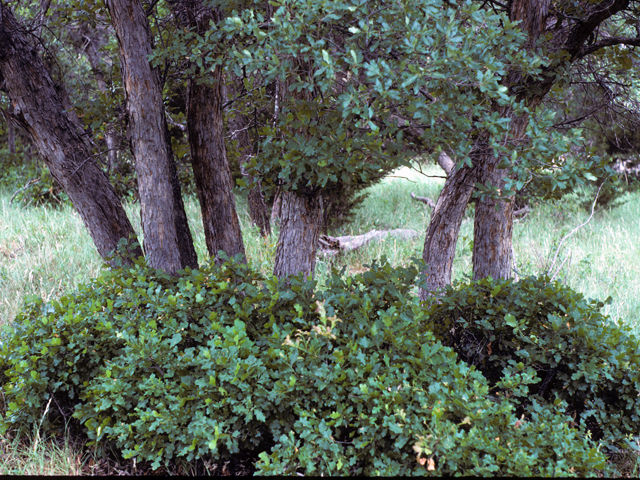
[1,246,638,475]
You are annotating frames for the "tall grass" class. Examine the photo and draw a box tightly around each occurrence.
[2,166,640,331]
[0,431,86,475]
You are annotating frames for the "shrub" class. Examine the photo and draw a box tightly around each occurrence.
[0,259,607,475]
[425,275,640,450]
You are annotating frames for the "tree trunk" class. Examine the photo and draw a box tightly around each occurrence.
[226,79,271,237]
[106,0,197,274]
[187,68,246,262]
[470,0,550,282]
[168,0,246,262]
[472,166,515,280]
[0,3,142,264]
[7,102,15,155]
[419,0,631,295]
[273,191,323,279]
[245,169,271,237]
[419,162,478,298]
[471,112,529,282]
[77,23,120,173]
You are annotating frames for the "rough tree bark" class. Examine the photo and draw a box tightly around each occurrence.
[270,57,325,279]
[472,166,515,280]
[419,147,487,298]
[6,102,15,155]
[242,151,272,237]
[273,191,323,279]
[471,111,531,281]
[168,0,247,262]
[470,0,549,282]
[187,66,246,262]
[106,0,198,274]
[0,2,142,263]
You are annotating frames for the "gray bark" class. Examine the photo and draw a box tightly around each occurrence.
[106,0,197,274]
[421,0,632,293]
[0,3,141,264]
[273,192,323,279]
[437,151,454,176]
[319,229,419,254]
[472,166,515,280]
[419,160,479,298]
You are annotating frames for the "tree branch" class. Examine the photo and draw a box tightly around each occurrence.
[546,182,603,277]
[165,110,186,131]
[577,36,640,59]
[563,0,632,60]
[319,229,420,254]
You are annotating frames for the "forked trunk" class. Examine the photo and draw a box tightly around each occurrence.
[421,0,633,293]
[273,191,323,279]
[106,0,197,274]
[0,3,142,264]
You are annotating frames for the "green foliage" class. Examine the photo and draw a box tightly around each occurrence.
[426,275,640,450]
[256,262,604,476]
[0,160,69,207]
[0,157,139,207]
[0,258,606,475]
[211,0,537,196]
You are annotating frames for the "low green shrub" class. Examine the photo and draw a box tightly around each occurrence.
[0,258,607,475]
[426,275,640,450]
[255,264,605,476]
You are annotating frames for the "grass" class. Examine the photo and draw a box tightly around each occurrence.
[0,432,86,475]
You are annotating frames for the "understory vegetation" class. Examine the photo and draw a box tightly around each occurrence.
[3,166,640,328]
[1,165,640,475]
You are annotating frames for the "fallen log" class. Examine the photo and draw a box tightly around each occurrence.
[319,228,420,254]
[410,192,436,209]
[514,205,531,217]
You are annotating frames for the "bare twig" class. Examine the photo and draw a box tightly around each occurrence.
[550,250,572,282]
[10,177,40,205]
[319,229,419,254]
[511,244,519,281]
[165,110,186,131]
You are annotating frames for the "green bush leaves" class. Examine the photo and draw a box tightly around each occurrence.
[0,258,625,475]
[427,275,640,450]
